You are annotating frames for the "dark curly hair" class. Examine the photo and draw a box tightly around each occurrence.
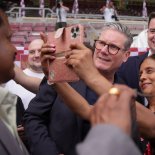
[148,12,155,27]
[0,9,7,27]
[139,54,155,70]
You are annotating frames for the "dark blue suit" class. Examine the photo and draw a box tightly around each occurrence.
[24,78,98,155]
[24,73,124,155]
[24,52,148,155]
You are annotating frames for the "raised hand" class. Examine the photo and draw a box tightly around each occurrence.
[65,43,99,82]
[40,33,56,77]
[90,84,136,135]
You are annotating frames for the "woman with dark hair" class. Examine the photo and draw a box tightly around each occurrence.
[139,54,155,154]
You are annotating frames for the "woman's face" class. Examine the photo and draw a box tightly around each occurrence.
[139,58,155,96]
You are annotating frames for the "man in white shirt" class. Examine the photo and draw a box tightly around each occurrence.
[55,0,69,30]
[100,1,116,22]
[5,39,44,109]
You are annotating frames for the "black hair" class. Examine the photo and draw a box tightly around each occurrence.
[149,53,155,59]
[0,10,3,26]
[148,12,155,27]
[0,9,6,27]
[139,54,155,70]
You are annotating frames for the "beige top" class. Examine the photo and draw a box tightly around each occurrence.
[0,87,24,151]
[0,87,17,137]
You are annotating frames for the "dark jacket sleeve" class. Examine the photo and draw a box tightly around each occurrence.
[16,96,25,126]
[23,77,59,155]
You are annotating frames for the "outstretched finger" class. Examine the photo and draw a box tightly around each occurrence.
[70,43,88,50]
[40,32,47,43]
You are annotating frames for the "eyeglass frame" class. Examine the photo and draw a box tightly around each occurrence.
[94,39,126,55]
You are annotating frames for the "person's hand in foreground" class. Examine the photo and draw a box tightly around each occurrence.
[40,33,56,77]
[90,84,136,135]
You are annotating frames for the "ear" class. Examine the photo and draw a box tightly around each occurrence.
[122,50,130,63]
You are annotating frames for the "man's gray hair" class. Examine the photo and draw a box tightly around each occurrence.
[102,22,133,50]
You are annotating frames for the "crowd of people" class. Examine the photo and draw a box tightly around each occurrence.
[1,0,155,154]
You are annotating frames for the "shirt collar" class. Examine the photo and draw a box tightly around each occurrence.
[0,87,17,137]
[148,49,153,56]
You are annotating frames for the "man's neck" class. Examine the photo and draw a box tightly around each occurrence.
[150,49,155,55]
[100,70,115,84]
[28,67,43,74]
[148,97,155,113]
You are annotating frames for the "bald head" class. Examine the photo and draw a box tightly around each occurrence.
[28,39,44,51]
[27,39,44,73]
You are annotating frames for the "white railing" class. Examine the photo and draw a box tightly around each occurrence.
[6,7,54,19]
[6,7,148,21]
[6,7,148,36]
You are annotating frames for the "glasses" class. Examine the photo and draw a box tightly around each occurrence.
[94,40,124,55]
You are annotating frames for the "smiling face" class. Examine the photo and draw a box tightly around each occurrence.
[93,29,130,75]
[139,57,155,96]
[0,11,17,83]
[147,18,155,54]
[28,39,43,73]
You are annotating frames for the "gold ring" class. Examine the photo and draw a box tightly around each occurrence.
[108,87,120,95]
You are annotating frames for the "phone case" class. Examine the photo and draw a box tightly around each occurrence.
[47,24,84,83]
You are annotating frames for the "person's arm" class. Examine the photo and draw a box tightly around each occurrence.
[99,6,105,12]
[62,5,69,12]
[23,33,65,155]
[61,2,69,12]
[63,66,155,139]
[76,70,155,139]
[23,77,60,155]
[39,33,155,139]
[52,44,111,120]
[81,71,155,139]
[65,43,112,95]
[14,65,41,94]
[54,83,91,120]
[77,85,141,155]
[13,33,55,94]
[65,43,155,139]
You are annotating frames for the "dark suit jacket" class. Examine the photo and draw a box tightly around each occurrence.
[24,53,147,155]
[24,70,139,155]
[24,78,93,155]
[117,52,148,104]
[0,119,29,155]
[16,96,25,126]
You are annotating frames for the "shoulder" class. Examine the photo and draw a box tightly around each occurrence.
[23,68,33,75]
[114,73,125,84]
[23,68,30,73]
[120,52,148,69]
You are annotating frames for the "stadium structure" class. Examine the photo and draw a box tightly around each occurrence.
[0,0,153,49]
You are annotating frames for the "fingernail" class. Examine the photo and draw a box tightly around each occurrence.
[50,44,55,47]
